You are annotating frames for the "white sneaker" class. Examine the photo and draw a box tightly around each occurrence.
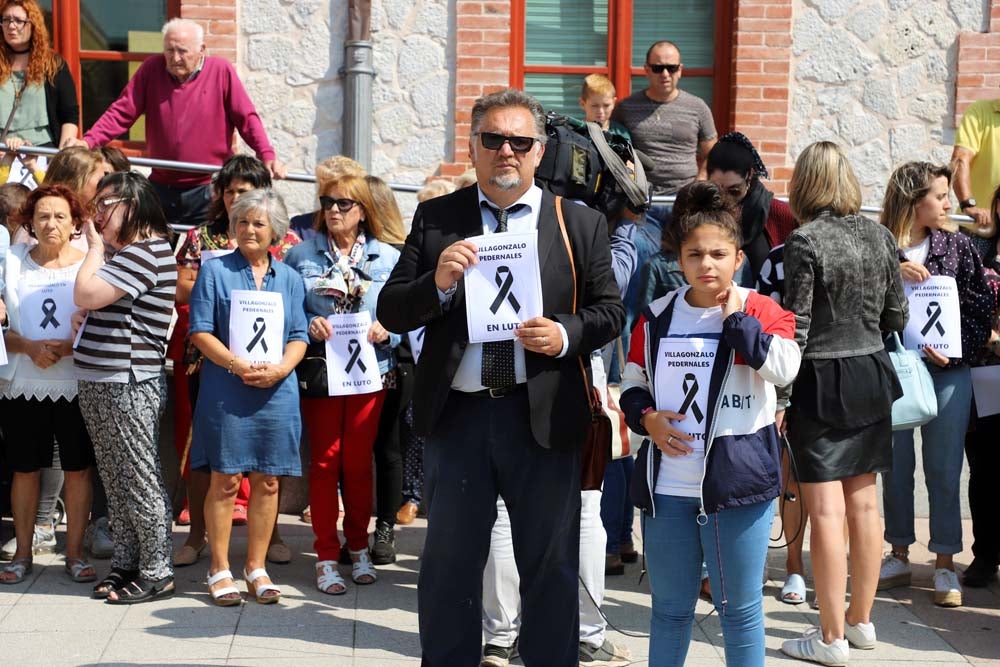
[877,554,911,590]
[933,568,962,607]
[781,628,849,666]
[844,619,876,649]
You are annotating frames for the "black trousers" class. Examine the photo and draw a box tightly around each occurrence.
[373,361,414,525]
[151,181,212,229]
[965,410,1000,566]
[418,390,581,667]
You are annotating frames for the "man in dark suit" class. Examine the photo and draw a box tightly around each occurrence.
[377,89,625,667]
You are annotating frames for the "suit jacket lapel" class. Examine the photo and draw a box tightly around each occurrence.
[452,187,485,314]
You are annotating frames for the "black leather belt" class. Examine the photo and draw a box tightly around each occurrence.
[467,385,526,398]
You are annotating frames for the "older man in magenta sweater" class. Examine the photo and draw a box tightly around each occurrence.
[76,18,285,227]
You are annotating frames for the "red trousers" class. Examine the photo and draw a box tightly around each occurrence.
[302,390,386,560]
[170,308,250,508]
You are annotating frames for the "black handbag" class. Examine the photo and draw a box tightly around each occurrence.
[295,340,329,398]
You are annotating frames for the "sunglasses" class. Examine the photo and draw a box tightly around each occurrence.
[478,132,537,153]
[319,196,359,213]
[647,63,681,75]
[94,196,126,216]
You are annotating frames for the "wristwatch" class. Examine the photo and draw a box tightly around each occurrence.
[960,198,977,211]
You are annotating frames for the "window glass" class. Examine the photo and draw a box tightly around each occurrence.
[631,0,715,69]
[525,0,608,66]
[524,72,592,118]
[80,0,167,52]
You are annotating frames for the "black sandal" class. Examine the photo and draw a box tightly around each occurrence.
[106,575,175,605]
[92,568,138,600]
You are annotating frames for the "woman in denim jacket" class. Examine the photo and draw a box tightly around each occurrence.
[780,142,909,665]
[878,162,992,609]
[283,173,401,595]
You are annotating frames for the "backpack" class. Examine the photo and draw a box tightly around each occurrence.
[535,113,651,219]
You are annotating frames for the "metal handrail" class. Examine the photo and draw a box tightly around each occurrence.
[0,143,422,193]
[649,194,977,224]
[1,144,977,223]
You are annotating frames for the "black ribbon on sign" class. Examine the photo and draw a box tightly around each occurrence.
[40,298,59,329]
[920,301,945,337]
[489,266,520,315]
[678,373,704,424]
[246,317,268,354]
[345,338,367,373]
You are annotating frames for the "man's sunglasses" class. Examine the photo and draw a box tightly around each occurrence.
[647,63,681,75]
[478,132,537,153]
[319,196,359,213]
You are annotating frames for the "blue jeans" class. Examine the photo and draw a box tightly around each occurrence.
[883,365,971,554]
[644,495,772,667]
[600,456,635,554]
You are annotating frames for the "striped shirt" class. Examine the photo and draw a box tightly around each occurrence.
[74,237,178,383]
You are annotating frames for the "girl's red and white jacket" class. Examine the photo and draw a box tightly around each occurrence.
[620,286,801,520]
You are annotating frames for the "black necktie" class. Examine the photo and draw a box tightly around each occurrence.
[480,202,525,389]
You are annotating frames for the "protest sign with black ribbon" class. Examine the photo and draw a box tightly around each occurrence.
[903,275,962,358]
[325,310,382,396]
[464,231,543,344]
[228,289,284,365]
[19,278,74,341]
[654,338,719,458]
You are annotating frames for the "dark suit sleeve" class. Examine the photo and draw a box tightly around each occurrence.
[552,209,626,358]
[377,203,445,334]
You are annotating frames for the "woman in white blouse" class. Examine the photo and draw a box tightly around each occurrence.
[0,184,92,586]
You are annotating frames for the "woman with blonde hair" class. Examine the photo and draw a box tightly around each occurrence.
[0,0,78,150]
[780,142,909,665]
[290,156,367,241]
[877,161,992,609]
[284,173,401,594]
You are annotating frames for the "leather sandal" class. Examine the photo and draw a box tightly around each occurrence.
[65,557,97,583]
[350,548,377,585]
[207,569,242,607]
[0,558,32,585]
[315,560,347,595]
[106,575,175,605]
[93,568,138,599]
[244,567,281,604]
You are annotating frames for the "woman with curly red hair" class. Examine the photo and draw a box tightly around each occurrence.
[0,0,79,152]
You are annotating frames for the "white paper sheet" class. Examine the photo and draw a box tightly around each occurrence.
[325,311,382,396]
[228,289,284,365]
[903,276,962,358]
[464,231,542,343]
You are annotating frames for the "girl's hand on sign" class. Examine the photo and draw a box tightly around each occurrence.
[716,287,743,319]
[900,261,930,283]
[922,345,949,368]
[642,409,695,457]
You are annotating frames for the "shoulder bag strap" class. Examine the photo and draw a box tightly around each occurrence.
[554,195,599,411]
[585,121,649,208]
[1,77,27,144]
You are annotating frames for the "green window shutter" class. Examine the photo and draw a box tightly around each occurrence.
[525,0,609,66]
[631,0,716,69]
[525,73,588,117]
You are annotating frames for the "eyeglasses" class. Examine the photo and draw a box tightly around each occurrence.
[1,17,29,29]
[478,132,537,153]
[647,63,681,75]
[319,196,359,213]
[94,197,126,216]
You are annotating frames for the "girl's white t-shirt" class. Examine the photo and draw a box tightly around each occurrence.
[902,236,930,266]
[654,294,724,498]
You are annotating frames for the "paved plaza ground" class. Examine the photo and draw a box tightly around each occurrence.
[0,513,997,666]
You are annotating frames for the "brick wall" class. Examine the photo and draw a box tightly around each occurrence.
[180,0,237,63]
[731,0,793,197]
[954,0,1000,127]
[438,0,512,177]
